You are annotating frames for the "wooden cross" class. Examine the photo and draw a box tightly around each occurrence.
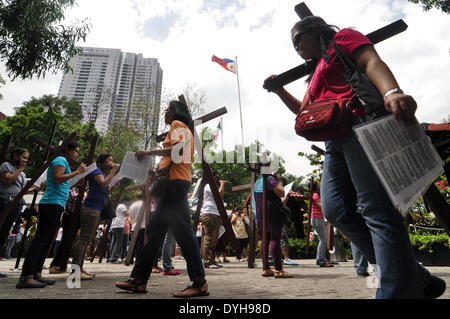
[122,177,152,266]
[178,95,238,250]
[58,134,98,269]
[0,135,13,164]
[0,132,77,223]
[263,2,409,92]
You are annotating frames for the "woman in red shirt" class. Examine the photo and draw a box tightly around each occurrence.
[265,16,445,299]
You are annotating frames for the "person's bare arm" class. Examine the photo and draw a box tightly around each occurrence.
[53,163,87,185]
[352,45,417,125]
[94,163,120,188]
[265,75,303,115]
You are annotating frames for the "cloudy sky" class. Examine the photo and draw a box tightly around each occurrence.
[0,0,449,177]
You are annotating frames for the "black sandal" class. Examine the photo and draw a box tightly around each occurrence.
[115,279,147,294]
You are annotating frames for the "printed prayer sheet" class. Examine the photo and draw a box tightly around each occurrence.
[115,151,152,183]
[353,114,444,215]
[70,163,97,187]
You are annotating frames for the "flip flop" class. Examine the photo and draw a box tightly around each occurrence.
[173,285,209,298]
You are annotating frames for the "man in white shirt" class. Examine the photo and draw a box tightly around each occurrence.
[108,199,129,263]
[200,172,225,269]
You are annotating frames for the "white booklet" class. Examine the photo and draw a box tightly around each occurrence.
[353,115,443,215]
[70,163,97,187]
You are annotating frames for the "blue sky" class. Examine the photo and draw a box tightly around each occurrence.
[0,0,449,177]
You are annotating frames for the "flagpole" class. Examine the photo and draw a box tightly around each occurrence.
[235,56,244,150]
[221,117,224,153]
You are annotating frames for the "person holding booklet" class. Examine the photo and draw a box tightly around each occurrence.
[16,142,87,289]
[71,153,120,279]
[265,16,445,298]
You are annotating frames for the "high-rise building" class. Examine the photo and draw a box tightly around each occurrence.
[57,47,163,142]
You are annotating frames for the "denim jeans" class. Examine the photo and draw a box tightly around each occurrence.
[5,235,17,258]
[130,180,205,283]
[162,229,176,271]
[21,204,64,280]
[351,242,368,274]
[311,218,328,266]
[321,129,425,298]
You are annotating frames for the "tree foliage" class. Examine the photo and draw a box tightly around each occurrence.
[0,95,97,175]
[408,0,450,14]
[0,0,90,80]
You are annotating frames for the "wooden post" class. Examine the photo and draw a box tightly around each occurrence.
[0,135,13,164]
[0,132,77,223]
[263,2,408,92]
[305,177,314,255]
[247,163,257,268]
[179,94,238,250]
[59,134,98,270]
[124,176,152,266]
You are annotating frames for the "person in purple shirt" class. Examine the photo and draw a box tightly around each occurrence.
[71,153,120,280]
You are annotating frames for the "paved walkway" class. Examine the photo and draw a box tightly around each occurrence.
[1,257,449,299]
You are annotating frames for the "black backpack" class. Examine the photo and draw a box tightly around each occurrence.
[332,38,389,119]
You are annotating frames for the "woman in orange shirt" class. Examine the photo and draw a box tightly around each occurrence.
[115,100,207,298]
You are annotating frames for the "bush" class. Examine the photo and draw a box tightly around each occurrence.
[409,230,450,253]
[287,237,318,259]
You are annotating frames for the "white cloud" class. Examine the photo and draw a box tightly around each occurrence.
[0,0,449,177]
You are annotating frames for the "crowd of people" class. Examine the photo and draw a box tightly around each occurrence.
[0,14,447,299]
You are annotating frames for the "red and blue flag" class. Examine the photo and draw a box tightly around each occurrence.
[212,55,236,74]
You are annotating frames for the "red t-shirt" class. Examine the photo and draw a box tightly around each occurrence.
[307,28,373,115]
[311,193,324,219]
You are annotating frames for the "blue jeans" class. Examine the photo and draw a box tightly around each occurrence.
[130,180,205,283]
[311,218,328,265]
[321,129,426,298]
[351,242,368,274]
[162,229,176,271]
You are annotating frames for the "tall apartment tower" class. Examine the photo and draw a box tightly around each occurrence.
[57,47,163,141]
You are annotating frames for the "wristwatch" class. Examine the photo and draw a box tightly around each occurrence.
[384,88,404,100]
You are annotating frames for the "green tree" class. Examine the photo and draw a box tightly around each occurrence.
[0,0,90,80]
[0,95,98,175]
[193,140,287,208]
[97,122,141,164]
[408,0,450,14]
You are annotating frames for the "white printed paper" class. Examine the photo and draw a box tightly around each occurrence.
[34,169,47,188]
[353,115,444,215]
[116,151,152,183]
[70,163,97,187]
[108,173,123,188]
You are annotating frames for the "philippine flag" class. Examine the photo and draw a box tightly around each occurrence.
[212,55,236,74]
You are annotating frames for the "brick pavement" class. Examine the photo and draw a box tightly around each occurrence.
[0,258,449,299]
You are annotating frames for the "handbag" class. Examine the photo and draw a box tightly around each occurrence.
[101,200,116,220]
[295,83,353,141]
[331,38,389,119]
[150,167,170,199]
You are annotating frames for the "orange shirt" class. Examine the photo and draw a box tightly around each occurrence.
[158,120,194,182]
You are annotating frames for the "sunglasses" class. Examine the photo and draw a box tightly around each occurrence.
[292,31,307,50]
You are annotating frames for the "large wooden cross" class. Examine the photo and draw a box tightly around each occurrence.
[263,2,409,92]
[0,132,77,224]
[179,95,238,250]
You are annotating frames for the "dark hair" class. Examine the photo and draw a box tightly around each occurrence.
[291,16,339,82]
[10,148,29,163]
[64,141,80,153]
[96,153,112,166]
[168,100,192,125]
